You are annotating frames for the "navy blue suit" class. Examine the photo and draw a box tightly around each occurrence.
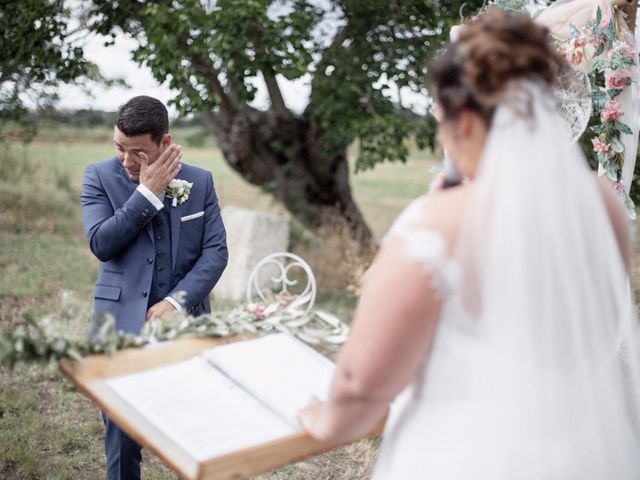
[81,157,228,479]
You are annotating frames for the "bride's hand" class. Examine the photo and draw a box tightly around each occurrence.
[297,396,332,442]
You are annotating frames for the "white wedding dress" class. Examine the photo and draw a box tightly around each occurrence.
[371,83,640,479]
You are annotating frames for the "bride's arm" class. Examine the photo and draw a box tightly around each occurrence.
[298,236,443,443]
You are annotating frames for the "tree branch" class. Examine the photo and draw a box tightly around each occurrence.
[189,52,239,118]
[251,26,292,119]
[262,67,292,118]
[326,27,348,53]
[170,32,239,117]
[181,81,225,136]
[306,26,349,114]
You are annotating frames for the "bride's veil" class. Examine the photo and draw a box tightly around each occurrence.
[452,80,640,476]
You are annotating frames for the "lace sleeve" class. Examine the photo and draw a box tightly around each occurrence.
[381,197,459,297]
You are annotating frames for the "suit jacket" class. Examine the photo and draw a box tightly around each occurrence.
[81,157,228,335]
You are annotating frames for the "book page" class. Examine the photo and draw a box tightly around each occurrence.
[202,333,335,426]
[105,356,295,461]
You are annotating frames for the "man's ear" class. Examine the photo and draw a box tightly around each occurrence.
[160,133,172,150]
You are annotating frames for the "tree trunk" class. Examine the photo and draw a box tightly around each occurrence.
[202,106,373,249]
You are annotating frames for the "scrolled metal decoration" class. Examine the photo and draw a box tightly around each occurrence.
[246,252,317,314]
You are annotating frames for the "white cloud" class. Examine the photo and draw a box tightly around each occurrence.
[57,33,176,114]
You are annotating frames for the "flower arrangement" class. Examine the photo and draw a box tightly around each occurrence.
[165,178,193,206]
[560,7,638,215]
[0,297,349,368]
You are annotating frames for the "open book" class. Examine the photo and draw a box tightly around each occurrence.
[105,333,335,461]
[60,333,382,479]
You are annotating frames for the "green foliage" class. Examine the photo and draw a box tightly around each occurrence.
[489,0,536,13]
[0,0,110,141]
[1,298,349,368]
[0,0,89,84]
[88,0,483,169]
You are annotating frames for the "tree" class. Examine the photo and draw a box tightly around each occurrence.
[88,0,484,247]
[0,0,110,142]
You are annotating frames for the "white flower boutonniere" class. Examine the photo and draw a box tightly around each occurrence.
[165,179,193,207]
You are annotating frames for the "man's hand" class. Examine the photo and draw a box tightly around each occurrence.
[146,299,179,322]
[139,144,183,196]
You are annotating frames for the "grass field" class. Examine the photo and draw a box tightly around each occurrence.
[0,129,438,479]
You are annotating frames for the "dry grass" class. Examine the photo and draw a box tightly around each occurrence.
[295,217,376,295]
[256,439,380,480]
[0,290,379,480]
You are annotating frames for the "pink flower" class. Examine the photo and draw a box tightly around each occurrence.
[605,69,630,89]
[609,180,625,192]
[591,137,611,153]
[588,35,606,52]
[563,43,584,65]
[601,99,624,122]
[568,49,584,65]
[599,19,610,30]
[570,36,586,49]
[245,304,266,320]
[609,39,637,61]
[585,31,603,47]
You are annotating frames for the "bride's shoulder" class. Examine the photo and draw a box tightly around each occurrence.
[389,186,473,249]
[410,185,473,227]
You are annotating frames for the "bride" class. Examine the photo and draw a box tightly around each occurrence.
[298,9,640,479]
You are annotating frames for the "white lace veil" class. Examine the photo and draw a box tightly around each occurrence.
[452,80,640,477]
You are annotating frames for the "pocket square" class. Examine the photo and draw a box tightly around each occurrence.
[180,211,204,222]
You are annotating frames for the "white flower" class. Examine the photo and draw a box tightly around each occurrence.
[165,179,193,207]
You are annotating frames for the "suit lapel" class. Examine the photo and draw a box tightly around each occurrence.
[170,200,181,273]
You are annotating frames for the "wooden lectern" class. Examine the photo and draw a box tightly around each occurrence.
[59,337,383,480]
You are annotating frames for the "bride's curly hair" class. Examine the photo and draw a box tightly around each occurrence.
[428,9,568,124]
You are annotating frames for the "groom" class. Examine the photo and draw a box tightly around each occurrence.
[81,95,228,480]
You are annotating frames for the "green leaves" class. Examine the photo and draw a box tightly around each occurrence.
[88,0,483,168]
[354,114,414,172]
[611,136,625,154]
[0,300,349,368]
[488,0,532,13]
[615,120,633,136]
[306,0,484,168]
[0,0,96,140]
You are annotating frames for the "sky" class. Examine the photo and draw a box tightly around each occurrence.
[56,35,172,112]
[55,29,429,118]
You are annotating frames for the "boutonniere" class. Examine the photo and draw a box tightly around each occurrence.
[165,179,193,207]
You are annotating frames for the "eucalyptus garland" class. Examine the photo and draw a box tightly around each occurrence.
[0,300,349,369]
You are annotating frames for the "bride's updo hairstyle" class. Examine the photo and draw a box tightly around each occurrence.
[428,9,567,125]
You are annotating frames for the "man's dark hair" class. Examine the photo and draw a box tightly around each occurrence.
[115,95,169,144]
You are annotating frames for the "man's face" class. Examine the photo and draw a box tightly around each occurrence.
[113,127,170,182]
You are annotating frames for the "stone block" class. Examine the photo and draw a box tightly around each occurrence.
[213,206,290,302]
